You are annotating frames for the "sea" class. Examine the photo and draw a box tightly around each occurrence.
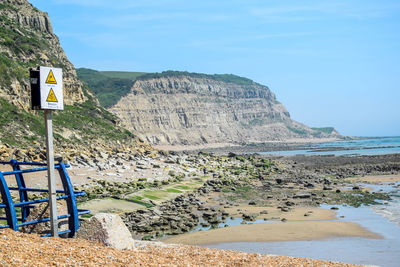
[204,137,400,266]
[261,136,400,156]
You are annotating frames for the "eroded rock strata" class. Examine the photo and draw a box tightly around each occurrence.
[0,0,89,110]
[110,74,340,146]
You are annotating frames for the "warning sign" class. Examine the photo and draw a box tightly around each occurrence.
[46,88,58,102]
[45,70,57,84]
[39,66,63,110]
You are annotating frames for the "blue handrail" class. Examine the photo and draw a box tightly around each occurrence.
[0,160,90,237]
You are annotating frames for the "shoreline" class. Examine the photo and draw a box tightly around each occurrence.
[0,229,362,267]
[163,206,382,245]
[154,137,342,152]
[2,147,398,265]
[163,220,382,245]
[204,204,400,267]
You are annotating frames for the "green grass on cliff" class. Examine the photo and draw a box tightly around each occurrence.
[136,70,257,87]
[0,5,136,148]
[100,71,147,80]
[76,68,146,108]
[311,127,336,134]
[52,99,135,143]
[0,97,135,147]
[0,98,45,146]
[77,68,265,109]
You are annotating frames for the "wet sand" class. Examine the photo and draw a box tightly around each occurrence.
[224,206,337,221]
[348,174,400,184]
[164,206,381,246]
[164,221,382,245]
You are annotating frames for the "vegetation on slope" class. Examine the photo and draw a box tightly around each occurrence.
[100,71,147,80]
[311,127,337,134]
[77,69,266,109]
[0,96,135,147]
[0,97,45,146]
[136,70,258,87]
[0,3,138,149]
[76,68,146,108]
[0,14,48,87]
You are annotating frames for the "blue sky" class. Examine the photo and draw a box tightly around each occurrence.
[29,0,400,137]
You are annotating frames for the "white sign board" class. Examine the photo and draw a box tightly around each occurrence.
[39,66,64,110]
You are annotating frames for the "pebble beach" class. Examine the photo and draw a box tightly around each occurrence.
[0,229,363,266]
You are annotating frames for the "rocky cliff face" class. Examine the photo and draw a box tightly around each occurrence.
[109,74,337,145]
[0,0,138,150]
[0,0,88,109]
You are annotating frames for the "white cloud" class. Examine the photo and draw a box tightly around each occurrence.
[250,1,400,21]
[253,32,316,40]
[53,0,182,9]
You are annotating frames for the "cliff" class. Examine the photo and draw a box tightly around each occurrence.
[108,72,340,145]
[0,0,88,110]
[0,0,140,151]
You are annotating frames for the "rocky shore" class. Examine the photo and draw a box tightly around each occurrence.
[127,153,397,239]
[2,141,400,264]
[2,140,399,239]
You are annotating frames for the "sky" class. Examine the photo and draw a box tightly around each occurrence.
[29,0,400,137]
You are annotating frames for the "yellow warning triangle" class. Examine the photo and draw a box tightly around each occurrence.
[46,70,57,84]
[46,88,58,102]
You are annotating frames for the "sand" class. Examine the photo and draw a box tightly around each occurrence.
[348,174,400,184]
[164,221,382,245]
[224,206,337,221]
[164,206,382,246]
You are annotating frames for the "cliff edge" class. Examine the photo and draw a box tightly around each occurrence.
[108,71,341,146]
[0,0,88,110]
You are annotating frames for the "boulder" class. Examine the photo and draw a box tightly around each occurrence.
[76,213,135,250]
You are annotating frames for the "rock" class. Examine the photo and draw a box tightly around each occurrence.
[76,213,135,250]
[285,201,295,206]
[305,183,315,188]
[242,213,258,221]
[294,192,311,199]
[280,207,290,212]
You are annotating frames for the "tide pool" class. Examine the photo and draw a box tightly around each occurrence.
[203,204,400,267]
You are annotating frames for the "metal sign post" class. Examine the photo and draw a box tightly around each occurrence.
[44,110,58,236]
[30,66,63,237]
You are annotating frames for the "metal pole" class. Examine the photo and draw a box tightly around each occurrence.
[44,110,58,237]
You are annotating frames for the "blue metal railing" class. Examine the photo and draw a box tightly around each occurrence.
[0,159,90,237]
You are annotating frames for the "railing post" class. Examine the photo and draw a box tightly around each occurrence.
[10,159,30,221]
[58,163,79,237]
[0,173,19,231]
